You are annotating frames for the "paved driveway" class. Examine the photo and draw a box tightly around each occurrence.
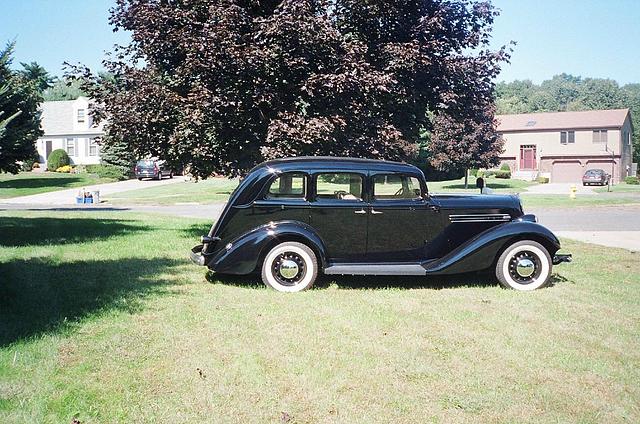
[523,183,596,195]
[1,176,188,205]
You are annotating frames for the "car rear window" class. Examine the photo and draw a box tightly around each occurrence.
[266,173,306,198]
[137,160,154,167]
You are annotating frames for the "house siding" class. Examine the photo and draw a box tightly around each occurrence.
[36,97,105,167]
[498,110,634,183]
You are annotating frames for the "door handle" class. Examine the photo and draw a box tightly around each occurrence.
[371,209,383,214]
[429,204,440,212]
[354,209,366,214]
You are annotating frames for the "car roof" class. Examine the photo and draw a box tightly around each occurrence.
[253,156,422,174]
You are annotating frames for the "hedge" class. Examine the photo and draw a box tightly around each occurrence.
[624,176,639,185]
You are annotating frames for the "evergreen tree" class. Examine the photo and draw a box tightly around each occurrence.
[0,42,42,174]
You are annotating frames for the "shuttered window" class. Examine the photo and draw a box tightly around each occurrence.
[593,130,608,144]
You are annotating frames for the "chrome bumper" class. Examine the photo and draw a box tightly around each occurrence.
[190,245,205,266]
[553,254,572,265]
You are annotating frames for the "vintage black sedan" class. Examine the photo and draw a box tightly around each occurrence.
[190,157,571,292]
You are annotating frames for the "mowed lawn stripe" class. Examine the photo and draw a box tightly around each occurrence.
[0,211,638,423]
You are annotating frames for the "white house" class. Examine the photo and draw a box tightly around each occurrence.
[36,97,104,166]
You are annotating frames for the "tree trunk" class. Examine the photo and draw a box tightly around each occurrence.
[464,168,469,189]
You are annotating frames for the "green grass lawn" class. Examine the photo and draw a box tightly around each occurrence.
[428,176,534,194]
[0,172,116,199]
[106,177,239,205]
[1,211,639,422]
[594,182,640,193]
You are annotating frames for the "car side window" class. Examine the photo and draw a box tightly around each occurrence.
[373,174,422,200]
[266,173,306,199]
[315,173,363,201]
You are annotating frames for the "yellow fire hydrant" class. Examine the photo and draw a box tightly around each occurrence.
[570,184,577,199]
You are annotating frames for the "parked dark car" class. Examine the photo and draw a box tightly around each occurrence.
[582,168,610,186]
[190,157,571,292]
[135,159,173,180]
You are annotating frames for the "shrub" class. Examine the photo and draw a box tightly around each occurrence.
[495,170,511,179]
[500,163,511,172]
[74,164,87,174]
[86,164,128,180]
[537,176,550,184]
[469,168,478,177]
[47,149,70,171]
[624,176,639,185]
[56,165,73,173]
[21,158,36,172]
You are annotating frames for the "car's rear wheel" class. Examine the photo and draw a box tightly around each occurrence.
[496,240,552,290]
[261,241,318,292]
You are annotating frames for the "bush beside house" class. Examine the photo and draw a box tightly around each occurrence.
[46,149,69,171]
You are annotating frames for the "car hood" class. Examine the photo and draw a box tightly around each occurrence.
[431,193,524,217]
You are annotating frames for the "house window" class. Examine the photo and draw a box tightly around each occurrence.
[66,138,77,156]
[88,138,99,156]
[560,131,575,144]
[77,109,85,123]
[593,130,608,144]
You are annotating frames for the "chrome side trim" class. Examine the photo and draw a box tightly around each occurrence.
[449,213,511,223]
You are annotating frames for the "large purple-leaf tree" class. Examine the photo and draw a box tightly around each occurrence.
[69,0,509,178]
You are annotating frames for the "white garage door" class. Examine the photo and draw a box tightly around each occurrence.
[551,161,583,183]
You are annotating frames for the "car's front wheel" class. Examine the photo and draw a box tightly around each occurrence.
[496,240,552,290]
[261,241,318,292]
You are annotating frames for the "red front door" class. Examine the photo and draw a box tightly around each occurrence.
[520,145,536,170]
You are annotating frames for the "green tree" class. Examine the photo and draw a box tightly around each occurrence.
[99,134,135,177]
[18,61,54,93]
[0,42,42,174]
[42,78,86,101]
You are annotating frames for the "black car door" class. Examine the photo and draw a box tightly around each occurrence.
[309,171,368,263]
[366,172,439,262]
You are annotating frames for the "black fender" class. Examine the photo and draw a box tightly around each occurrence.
[424,221,561,275]
[206,220,328,275]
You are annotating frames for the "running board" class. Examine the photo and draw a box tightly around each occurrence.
[324,263,427,276]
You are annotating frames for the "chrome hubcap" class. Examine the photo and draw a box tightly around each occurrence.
[279,259,299,279]
[515,258,535,277]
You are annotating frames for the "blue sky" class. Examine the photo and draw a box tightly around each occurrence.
[1,0,638,84]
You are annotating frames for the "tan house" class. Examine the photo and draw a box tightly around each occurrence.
[497,109,634,183]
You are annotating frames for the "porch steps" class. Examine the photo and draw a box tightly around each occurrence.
[512,170,539,181]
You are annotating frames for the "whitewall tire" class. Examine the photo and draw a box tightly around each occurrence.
[261,242,318,292]
[496,240,552,291]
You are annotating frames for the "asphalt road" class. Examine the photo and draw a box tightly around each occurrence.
[2,202,638,251]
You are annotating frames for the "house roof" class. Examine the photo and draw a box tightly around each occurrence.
[40,97,105,136]
[496,109,630,132]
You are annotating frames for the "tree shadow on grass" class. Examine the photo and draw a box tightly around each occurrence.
[0,176,85,190]
[0,216,150,247]
[0,257,183,347]
[207,271,571,291]
[181,223,213,239]
[207,271,499,290]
